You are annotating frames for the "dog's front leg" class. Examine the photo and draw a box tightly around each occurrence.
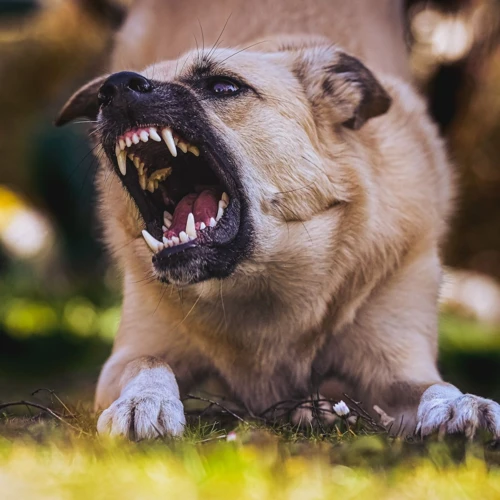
[325,248,500,438]
[96,355,185,439]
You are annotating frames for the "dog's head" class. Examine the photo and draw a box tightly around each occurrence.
[57,40,391,286]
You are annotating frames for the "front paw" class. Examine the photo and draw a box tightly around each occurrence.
[417,384,500,439]
[97,390,186,440]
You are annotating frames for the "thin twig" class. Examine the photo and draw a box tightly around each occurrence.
[31,388,75,417]
[342,394,386,432]
[184,394,247,424]
[0,401,90,435]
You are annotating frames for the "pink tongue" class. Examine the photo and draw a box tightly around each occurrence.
[166,189,219,238]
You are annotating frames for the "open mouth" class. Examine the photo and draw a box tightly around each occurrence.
[111,125,236,257]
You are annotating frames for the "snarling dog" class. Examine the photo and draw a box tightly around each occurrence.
[57,4,500,439]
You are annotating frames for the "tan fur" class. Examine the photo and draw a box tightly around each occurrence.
[60,0,499,438]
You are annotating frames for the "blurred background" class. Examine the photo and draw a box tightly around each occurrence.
[0,0,500,407]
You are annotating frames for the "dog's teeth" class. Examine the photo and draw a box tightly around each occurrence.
[172,236,180,245]
[177,141,188,154]
[186,213,196,239]
[209,217,217,227]
[115,143,121,158]
[119,138,126,150]
[222,192,229,204]
[179,231,189,243]
[132,133,140,144]
[163,212,172,228]
[139,162,145,175]
[188,145,200,157]
[219,198,228,210]
[216,205,224,221]
[117,151,127,175]
[142,230,162,253]
[199,222,206,230]
[133,157,141,169]
[147,180,155,193]
[140,130,149,142]
[162,236,171,246]
[162,225,167,232]
[128,153,135,161]
[149,127,162,142]
[139,173,147,190]
[161,127,177,157]
[125,136,132,148]
[149,167,172,182]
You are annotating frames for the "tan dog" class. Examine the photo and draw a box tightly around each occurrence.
[57,0,500,439]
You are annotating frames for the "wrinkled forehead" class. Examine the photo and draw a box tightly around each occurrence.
[141,48,292,87]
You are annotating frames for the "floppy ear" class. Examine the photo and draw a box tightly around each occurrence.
[55,75,108,126]
[293,47,391,130]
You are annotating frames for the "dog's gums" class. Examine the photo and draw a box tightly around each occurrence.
[112,125,231,256]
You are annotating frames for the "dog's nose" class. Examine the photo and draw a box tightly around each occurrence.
[98,71,153,106]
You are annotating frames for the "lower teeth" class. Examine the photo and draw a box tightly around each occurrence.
[141,196,227,254]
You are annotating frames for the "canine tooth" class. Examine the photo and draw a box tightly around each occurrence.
[117,151,127,175]
[172,236,180,245]
[163,214,172,228]
[179,231,189,243]
[177,141,188,154]
[163,210,173,221]
[132,133,140,144]
[222,192,229,204]
[188,145,200,157]
[115,143,121,157]
[125,136,132,148]
[147,180,155,193]
[149,128,162,142]
[142,230,162,253]
[209,217,217,227]
[216,206,224,221]
[219,199,228,210]
[199,222,206,230]
[186,213,196,239]
[161,128,177,157]
[139,173,147,190]
[119,138,126,150]
[140,130,149,142]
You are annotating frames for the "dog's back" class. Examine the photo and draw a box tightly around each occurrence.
[113,0,409,79]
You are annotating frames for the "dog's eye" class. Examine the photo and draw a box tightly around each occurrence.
[208,78,240,96]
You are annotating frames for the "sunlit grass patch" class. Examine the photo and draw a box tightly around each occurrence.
[1,411,500,500]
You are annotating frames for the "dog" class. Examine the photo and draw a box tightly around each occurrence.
[56,0,500,439]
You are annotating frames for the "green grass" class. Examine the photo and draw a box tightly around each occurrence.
[2,409,500,499]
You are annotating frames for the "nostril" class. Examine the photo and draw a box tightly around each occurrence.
[97,71,153,107]
[127,76,152,93]
[97,82,116,106]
